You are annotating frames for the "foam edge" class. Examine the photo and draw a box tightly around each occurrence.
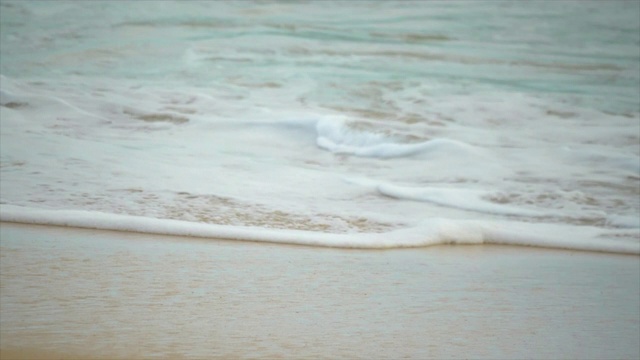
[0,205,638,255]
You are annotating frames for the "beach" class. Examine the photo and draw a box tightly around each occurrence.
[1,222,638,360]
[1,1,639,359]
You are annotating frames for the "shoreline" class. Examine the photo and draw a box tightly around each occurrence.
[1,216,638,255]
[1,222,639,359]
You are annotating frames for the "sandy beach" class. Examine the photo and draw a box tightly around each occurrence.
[1,222,638,360]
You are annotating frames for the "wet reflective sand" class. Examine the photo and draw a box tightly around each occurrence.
[1,222,638,359]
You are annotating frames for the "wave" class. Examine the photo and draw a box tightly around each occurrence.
[376,183,613,224]
[315,117,480,159]
[377,183,545,217]
[1,205,638,255]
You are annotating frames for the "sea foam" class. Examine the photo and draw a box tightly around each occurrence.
[315,117,480,159]
[1,205,638,254]
[1,1,638,257]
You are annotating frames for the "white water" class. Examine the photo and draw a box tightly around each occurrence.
[1,0,639,254]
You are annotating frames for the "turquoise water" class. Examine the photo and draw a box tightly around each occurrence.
[2,1,638,108]
[1,1,639,252]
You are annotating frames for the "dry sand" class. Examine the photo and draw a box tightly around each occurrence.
[1,222,638,359]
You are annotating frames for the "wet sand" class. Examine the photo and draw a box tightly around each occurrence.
[1,222,638,360]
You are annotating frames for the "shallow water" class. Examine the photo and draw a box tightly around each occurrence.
[0,0,639,252]
[1,223,639,359]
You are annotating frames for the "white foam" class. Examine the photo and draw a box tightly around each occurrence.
[607,215,640,229]
[376,183,612,223]
[315,117,482,159]
[1,205,638,255]
[377,183,546,217]
[1,2,638,259]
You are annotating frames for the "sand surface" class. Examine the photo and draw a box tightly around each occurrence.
[1,222,638,359]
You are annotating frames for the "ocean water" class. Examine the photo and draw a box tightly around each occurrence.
[1,0,639,253]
